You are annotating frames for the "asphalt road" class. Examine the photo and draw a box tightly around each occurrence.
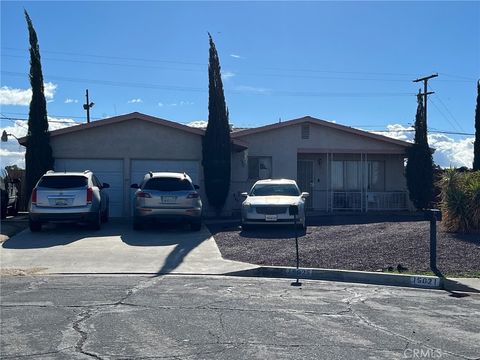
[1,275,479,360]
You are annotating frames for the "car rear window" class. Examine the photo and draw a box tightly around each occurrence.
[143,177,193,191]
[38,176,88,189]
[250,184,300,196]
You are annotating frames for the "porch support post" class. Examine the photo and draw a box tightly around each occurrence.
[365,153,368,213]
[326,152,330,212]
[361,153,364,213]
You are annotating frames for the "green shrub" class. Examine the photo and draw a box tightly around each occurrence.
[440,169,480,233]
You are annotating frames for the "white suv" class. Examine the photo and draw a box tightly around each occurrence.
[28,170,110,232]
[241,179,309,230]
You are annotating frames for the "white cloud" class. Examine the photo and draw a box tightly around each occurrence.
[222,71,235,80]
[233,85,270,94]
[186,120,208,129]
[0,117,77,168]
[158,101,193,107]
[370,124,474,168]
[65,98,78,104]
[127,98,143,104]
[428,134,474,168]
[230,54,242,59]
[0,82,57,106]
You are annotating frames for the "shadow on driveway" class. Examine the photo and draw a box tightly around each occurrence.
[120,223,210,275]
[2,220,211,276]
[1,222,108,249]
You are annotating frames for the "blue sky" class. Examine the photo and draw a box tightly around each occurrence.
[1,1,479,168]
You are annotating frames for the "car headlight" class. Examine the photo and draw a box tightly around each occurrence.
[242,202,253,212]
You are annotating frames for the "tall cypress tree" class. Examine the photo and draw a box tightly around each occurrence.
[24,10,54,200]
[473,80,480,171]
[202,33,231,214]
[406,90,434,209]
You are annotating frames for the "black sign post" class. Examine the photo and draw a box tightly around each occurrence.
[289,205,302,287]
[424,209,442,274]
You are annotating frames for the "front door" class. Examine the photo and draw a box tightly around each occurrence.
[297,160,314,209]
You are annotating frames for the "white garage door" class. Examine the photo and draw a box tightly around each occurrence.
[55,159,124,217]
[130,159,200,186]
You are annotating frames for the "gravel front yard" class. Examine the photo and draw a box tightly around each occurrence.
[209,215,480,277]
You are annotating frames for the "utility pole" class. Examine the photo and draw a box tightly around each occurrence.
[413,73,438,127]
[83,89,95,123]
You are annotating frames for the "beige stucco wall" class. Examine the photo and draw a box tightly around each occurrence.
[233,123,407,179]
[48,118,411,215]
[51,119,202,160]
[231,122,409,211]
[50,119,206,216]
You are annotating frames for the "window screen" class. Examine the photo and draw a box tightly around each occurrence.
[368,161,385,191]
[143,177,194,191]
[38,176,88,189]
[248,157,272,179]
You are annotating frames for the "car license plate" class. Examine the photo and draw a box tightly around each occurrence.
[162,196,177,204]
[55,199,68,206]
[265,215,277,222]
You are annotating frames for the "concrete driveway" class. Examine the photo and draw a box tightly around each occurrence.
[0,220,255,275]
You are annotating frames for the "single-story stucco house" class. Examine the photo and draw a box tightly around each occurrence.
[19,112,412,217]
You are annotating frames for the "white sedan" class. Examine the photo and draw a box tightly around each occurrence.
[241,179,309,230]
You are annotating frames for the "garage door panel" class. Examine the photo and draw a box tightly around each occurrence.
[130,159,200,215]
[54,159,124,217]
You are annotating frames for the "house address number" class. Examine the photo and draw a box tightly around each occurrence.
[411,276,440,287]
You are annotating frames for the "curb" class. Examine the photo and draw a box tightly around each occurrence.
[225,266,480,293]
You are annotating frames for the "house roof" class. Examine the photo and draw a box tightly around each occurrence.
[18,112,203,145]
[231,116,412,148]
[17,112,248,150]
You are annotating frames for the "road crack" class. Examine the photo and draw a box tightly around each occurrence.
[342,287,479,360]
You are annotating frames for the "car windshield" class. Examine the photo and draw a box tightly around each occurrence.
[38,176,88,189]
[143,177,193,191]
[250,183,300,196]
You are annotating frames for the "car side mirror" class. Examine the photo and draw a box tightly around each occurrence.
[194,184,200,190]
[241,192,248,197]
[301,192,310,198]
[102,183,110,189]
[130,184,139,189]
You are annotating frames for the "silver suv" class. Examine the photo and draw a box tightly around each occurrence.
[28,170,110,232]
[131,172,202,231]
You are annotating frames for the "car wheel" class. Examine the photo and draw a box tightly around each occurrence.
[101,205,109,223]
[8,199,18,216]
[190,221,202,231]
[0,196,7,219]
[133,217,143,230]
[241,223,251,231]
[91,211,101,230]
[29,219,42,232]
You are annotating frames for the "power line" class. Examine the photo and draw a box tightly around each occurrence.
[1,116,473,136]
[1,47,206,67]
[2,53,474,84]
[428,84,465,132]
[429,97,462,133]
[0,117,80,124]
[5,46,476,82]
[0,111,98,120]
[1,71,415,97]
